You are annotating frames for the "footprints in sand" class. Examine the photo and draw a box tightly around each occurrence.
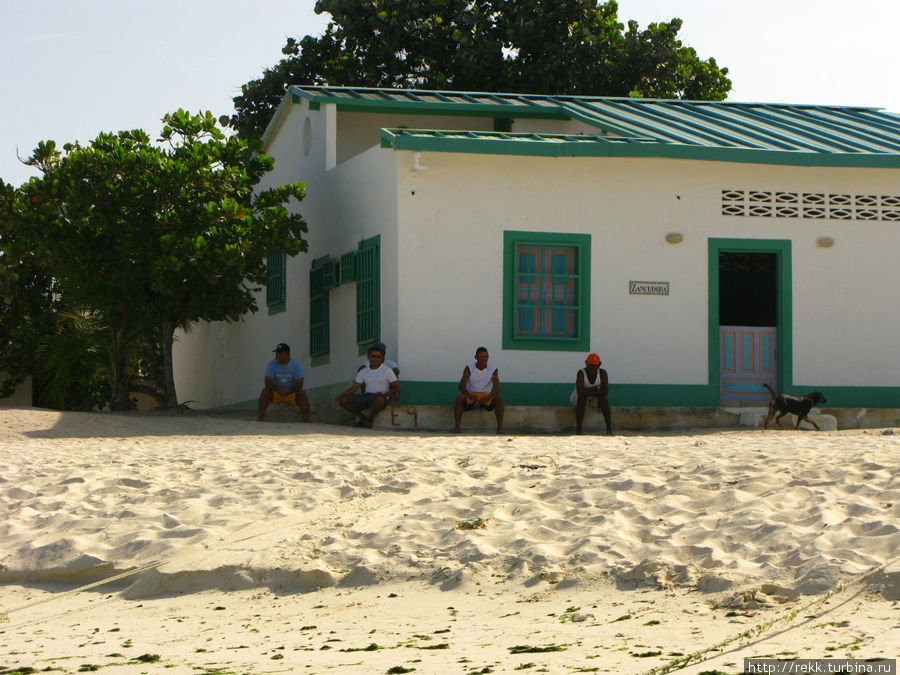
[1,413,899,601]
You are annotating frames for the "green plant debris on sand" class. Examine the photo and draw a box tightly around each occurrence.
[456,517,488,530]
[340,642,383,652]
[386,667,416,674]
[631,650,663,658]
[611,614,632,622]
[509,644,567,653]
[417,643,449,650]
[134,653,161,663]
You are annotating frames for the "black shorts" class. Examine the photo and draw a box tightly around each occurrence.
[345,393,385,410]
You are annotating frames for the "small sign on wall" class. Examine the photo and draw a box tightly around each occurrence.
[629,281,670,296]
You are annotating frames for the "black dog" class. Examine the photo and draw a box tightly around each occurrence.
[762,383,826,430]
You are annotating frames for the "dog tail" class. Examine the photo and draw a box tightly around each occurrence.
[762,383,776,399]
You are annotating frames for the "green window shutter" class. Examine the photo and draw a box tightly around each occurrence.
[356,236,380,347]
[340,251,357,283]
[309,263,329,358]
[502,231,590,351]
[323,258,340,289]
[266,250,286,314]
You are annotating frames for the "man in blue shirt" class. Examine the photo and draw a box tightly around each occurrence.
[257,343,310,422]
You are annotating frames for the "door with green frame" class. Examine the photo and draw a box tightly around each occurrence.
[709,239,792,403]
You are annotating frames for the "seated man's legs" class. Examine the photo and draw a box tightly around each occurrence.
[336,392,385,427]
[575,395,588,434]
[492,394,504,434]
[295,390,311,422]
[258,387,274,421]
[452,393,467,433]
[453,393,503,433]
[597,396,613,435]
[259,389,311,422]
[575,394,612,435]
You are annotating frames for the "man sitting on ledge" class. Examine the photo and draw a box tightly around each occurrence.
[452,346,504,434]
[335,342,400,428]
[257,343,310,422]
[572,353,612,435]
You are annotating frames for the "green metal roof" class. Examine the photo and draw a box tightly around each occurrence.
[289,85,900,167]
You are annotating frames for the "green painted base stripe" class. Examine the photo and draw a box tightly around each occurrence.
[319,381,717,407]
[805,386,900,408]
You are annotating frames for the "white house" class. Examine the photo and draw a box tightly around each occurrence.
[174,86,900,429]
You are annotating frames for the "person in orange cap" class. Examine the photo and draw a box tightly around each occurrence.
[571,353,612,435]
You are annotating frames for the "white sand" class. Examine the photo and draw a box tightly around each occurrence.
[1,408,898,674]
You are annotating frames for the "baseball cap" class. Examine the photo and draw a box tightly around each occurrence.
[585,353,601,365]
[273,343,291,353]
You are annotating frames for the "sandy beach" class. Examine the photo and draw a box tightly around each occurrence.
[1,408,898,674]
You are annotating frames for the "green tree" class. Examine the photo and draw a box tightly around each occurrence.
[0,179,58,401]
[230,0,731,139]
[7,112,308,409]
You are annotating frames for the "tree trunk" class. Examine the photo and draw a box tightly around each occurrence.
[160,318,179,408]
[108,323,133,411]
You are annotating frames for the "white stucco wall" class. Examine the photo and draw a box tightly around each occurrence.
[0,375,32,407]
[393,150,900,388]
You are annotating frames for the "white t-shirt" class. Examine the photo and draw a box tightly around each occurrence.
[355,364,398,395]
[361,358,399,372]
[466,362,497,394]
[570,367,604,405]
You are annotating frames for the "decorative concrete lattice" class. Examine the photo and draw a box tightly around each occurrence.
[722,190,900,221]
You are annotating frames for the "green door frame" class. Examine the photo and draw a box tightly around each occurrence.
[708,238,793,400]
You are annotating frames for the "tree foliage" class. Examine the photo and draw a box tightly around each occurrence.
[0,179,59,400]
[4,112,308,409]
[230,0,731,138]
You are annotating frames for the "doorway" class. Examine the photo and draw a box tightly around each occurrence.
[709,238,792,403]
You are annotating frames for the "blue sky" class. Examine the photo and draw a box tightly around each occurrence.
[2,0,898,187]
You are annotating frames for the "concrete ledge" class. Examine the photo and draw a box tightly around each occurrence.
[221,400,898,432]
[370,405,764,432]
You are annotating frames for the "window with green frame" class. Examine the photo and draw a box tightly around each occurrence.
[266,250,286,314]
[356,235,380,351]
[502,231,590,351]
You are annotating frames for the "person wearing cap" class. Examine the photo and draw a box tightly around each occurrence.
[571,353,612,435]
[335,342,400,427]
[358,344,399,377]
[452,346,504,434]
[257,343,310,422]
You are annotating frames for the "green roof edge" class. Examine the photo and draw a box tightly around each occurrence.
[380,128,900,168]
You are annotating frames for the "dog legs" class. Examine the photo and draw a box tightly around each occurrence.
[796,415,820,431]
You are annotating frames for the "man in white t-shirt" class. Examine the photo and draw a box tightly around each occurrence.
[335,342,400,427]
[452,346,504,434]
[358,345,400,400]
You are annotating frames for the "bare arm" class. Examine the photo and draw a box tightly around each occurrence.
[598,369,609,397]
[575,370,586,397]
[336,381,362,400]
[457,367,471,396]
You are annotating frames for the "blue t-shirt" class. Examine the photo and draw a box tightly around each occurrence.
[265,358,304,389]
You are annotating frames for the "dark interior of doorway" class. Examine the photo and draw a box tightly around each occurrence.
[719,252,776,326]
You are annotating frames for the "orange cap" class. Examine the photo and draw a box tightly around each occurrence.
[585,353,601,365]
